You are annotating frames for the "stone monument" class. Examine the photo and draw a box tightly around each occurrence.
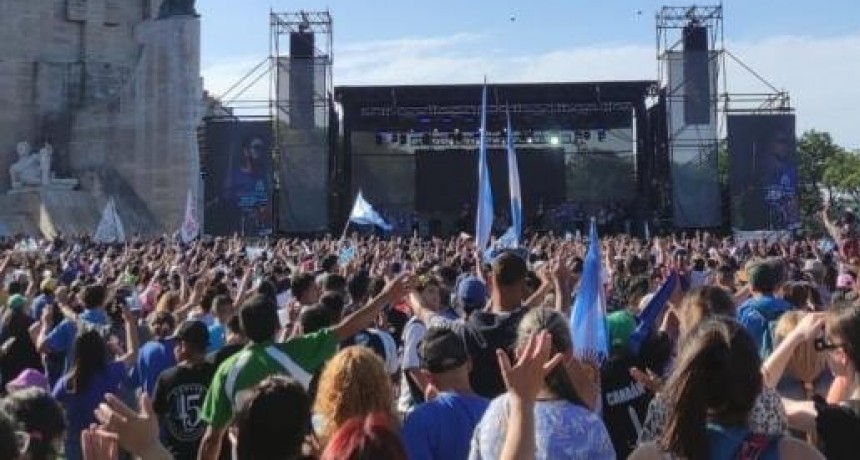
[0,0,202,236]
[158,0,198,19]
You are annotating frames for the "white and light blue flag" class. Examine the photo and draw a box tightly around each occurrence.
[349,190,393,231]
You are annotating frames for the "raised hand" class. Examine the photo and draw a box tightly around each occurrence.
[497,331,564,403]
[94,393,164,458]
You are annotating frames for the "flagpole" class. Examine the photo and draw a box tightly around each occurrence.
[340,219,350,242]
[342,191,358,241]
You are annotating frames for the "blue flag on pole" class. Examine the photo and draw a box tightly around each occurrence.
[349,190,393,231]
[629,272,678,355]
[475,83,494,252]
[506,105,522,245]
[570,219,609,364]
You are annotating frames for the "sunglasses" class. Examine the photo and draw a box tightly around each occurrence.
[814,337,845,352]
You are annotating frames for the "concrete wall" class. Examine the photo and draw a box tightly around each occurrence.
[0,0,201,235]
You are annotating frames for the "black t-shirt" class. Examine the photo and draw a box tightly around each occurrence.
[815,395,860,460]
[465,308,527,399]
[152,362,216,460]
[600,353,653,459]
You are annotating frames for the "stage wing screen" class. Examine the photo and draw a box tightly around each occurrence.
[727,114,799,231]
[203,120,274,236]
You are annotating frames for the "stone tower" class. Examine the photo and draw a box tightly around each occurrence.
[0,0,202,236]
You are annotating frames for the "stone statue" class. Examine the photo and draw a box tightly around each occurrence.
[9,142,42,188]
[39,142,53,186]
[157,0,198,19]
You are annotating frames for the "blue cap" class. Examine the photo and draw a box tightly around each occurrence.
[457,276,488,312]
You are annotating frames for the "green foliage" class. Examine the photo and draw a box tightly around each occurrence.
[797,130,844,228]
[822,149,860,204]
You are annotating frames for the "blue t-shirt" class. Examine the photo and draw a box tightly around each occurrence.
[53,361,127,460]
[134,337,177,395]
[30,294,54,321]
[44,308,109,371]
[402,392,489,460]
[207,322,226,353]
[737,295,792,354]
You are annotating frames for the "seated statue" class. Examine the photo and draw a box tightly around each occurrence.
[9,142,42,188]
[158,0,198,19]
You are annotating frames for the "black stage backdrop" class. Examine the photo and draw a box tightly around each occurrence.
[415,148,566,214]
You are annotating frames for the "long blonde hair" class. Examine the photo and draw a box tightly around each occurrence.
[774,310,826,445]
[774,311,827,389]
[314,346,395,442]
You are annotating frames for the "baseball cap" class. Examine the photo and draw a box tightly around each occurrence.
[456,276,487,313]
[6,369,49,393]
[7,294,26,312]
[421,326,469,374]
[342,328,400,375]
[175,320,209,351]
[40,278,57,293]
[606,310,638,353]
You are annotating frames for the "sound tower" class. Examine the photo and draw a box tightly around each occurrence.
[683,24,710,125]
[289,31,315,129]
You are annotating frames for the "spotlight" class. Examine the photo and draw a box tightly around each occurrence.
[549,136,560,145]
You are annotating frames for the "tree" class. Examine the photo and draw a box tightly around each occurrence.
[797,130,844,225]
[822,150,860,204]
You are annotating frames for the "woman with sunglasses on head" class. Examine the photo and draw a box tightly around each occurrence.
[764,306,860,460]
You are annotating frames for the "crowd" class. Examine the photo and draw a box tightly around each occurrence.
[0,205,857,459]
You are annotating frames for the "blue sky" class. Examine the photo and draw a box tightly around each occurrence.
[198,1,860,148]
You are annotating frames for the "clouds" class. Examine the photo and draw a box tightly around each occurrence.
[202,31,860,148]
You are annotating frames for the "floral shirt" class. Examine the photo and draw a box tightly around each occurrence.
[469,393,616,460]
[638,386,788,444]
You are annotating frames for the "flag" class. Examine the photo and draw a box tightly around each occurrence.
[483,226,521,264]
[629,272,678,355]
[570,219,608,363]
[505,105,522,245]
[94,198,126,244]
[339,245,357,267]
[180,189,200,244]
[496,226,518,249]
[349,191,392,231]
[475,83,494,252]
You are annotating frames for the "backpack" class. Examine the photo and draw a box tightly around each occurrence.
[708,424,781,460]
[735,433,781,460]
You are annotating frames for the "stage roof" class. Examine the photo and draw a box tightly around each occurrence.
[335,81,656,106]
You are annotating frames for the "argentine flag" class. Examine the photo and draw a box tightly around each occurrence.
[349,191,392,231]
[570,219,609,363]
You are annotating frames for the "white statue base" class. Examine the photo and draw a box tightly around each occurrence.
[7,178,79,195]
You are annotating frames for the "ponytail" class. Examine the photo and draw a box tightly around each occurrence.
[659,318,762,459]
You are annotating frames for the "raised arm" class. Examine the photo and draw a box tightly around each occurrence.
[117,305,141,367]
[761,313,824,388]
[332,273,414,342]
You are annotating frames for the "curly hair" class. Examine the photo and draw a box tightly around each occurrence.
[314,347,395,442]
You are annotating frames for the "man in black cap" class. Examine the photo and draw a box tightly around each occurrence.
[152,320,215,460]
[401,325,488,460]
